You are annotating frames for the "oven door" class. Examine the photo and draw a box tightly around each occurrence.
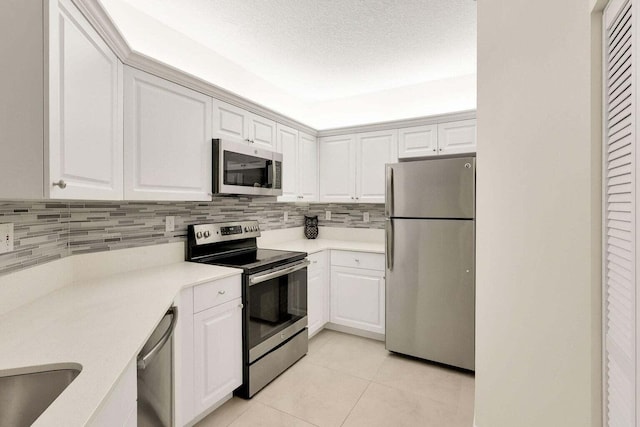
[213,139,283,196]
[246,260,309,362]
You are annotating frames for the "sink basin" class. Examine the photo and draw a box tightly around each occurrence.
[0,363,82,427]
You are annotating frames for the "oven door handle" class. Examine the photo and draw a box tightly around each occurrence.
[249,260,311,286]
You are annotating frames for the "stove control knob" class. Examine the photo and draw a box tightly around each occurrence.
[244,227,248,232]
[196,231,203,239]
[204,230,211,238]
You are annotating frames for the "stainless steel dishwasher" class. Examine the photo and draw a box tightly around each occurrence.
[137,307,177,427]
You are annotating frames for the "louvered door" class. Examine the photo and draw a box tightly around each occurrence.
[604,1,637,425]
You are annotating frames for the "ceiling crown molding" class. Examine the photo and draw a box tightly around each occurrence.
[316,110,477,137]
[71,0,319,136]
[70,1,476,138]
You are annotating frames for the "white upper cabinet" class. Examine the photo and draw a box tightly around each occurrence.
[248,112,277,151]
[398,119,476,159]
[212,98,248,141]
[277,125,318,202]
[212,98,276,151]
[319,134,357,203]
[124,66,212,201]
[398,124,438,159]
[298,131,318,201]
[0,0,124,200]
[48,0,124,200]
[356,130,398,203]
[319,130,396,203]
[437,119,477,155]
[276,124,300,201]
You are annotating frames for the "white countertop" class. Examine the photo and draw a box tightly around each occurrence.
[257,226,385,255]
[264,238,384,255]
[0,260,241,427]
[0,228,384,426]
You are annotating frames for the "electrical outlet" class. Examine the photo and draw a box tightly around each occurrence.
[325,211,331,220]
[0,223,14,254]
[284,211,288,222]
[363,212,370,223]
[165,216,175,232]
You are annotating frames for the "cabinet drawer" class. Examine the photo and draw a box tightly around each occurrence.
[193,275,242,313]
[331,251,384,271]
[308,252,327,271]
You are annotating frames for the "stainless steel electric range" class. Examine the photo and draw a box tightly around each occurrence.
[186,220,309,398]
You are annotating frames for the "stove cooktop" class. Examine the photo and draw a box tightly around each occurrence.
[195,248,307,273]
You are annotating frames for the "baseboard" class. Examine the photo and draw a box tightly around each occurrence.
[324,323,385,341]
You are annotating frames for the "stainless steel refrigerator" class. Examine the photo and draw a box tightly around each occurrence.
[385,156,475,371]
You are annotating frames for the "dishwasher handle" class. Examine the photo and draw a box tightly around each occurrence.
[137,307,178,370]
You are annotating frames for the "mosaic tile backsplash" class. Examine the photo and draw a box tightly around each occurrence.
[0,198,384,276]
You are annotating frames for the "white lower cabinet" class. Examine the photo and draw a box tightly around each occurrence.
[176,275,243,426]
[193,298,243,415]
[330,251,385,335]
[89,359,137,427]
[307,252,329,337]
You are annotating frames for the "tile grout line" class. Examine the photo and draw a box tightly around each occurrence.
[222,399,254,427]
[339,379,373,427]
[257,401,321,427]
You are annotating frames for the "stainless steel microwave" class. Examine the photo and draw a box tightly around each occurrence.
[212,139,283,196]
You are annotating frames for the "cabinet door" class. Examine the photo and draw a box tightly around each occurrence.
[356,130,398,203]
[248,113,277,151]
[299,132,318,202]
[319,134,356,202]
[307,252,328,337]
[124,67,212,200]
[330,266,385,334]
[193,298,243,416]
[437,119,477,155]
[48,0,123,200]
[398,124,438,159]
[212,98,249,142]
[276,123,299,202]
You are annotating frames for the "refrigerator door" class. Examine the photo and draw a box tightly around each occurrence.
[386,156,475,219]
[385,218,475,370]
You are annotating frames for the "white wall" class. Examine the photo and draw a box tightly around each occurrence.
[476,1,602,426]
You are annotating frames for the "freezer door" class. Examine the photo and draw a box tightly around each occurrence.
[385,218,475,370]
[386,157,475,219]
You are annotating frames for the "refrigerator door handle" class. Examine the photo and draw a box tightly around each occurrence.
[386,219,394,271]
[385,165,393,217]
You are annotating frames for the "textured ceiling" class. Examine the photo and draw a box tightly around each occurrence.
[100,0,477,128]
[105,0,476,101]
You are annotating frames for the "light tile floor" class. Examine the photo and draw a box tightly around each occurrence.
[196,330,475,427]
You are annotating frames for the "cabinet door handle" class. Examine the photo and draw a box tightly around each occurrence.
[239,303,244,309]
[52,180,67,189]
[218,290,226,295]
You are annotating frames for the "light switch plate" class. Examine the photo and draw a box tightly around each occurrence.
[0,223,14,254]
[325,211,331,220]
[363,212,370,223]
[165,216,175,232]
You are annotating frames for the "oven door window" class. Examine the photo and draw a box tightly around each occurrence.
[224,151,273,188]
[248,267,307,348]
